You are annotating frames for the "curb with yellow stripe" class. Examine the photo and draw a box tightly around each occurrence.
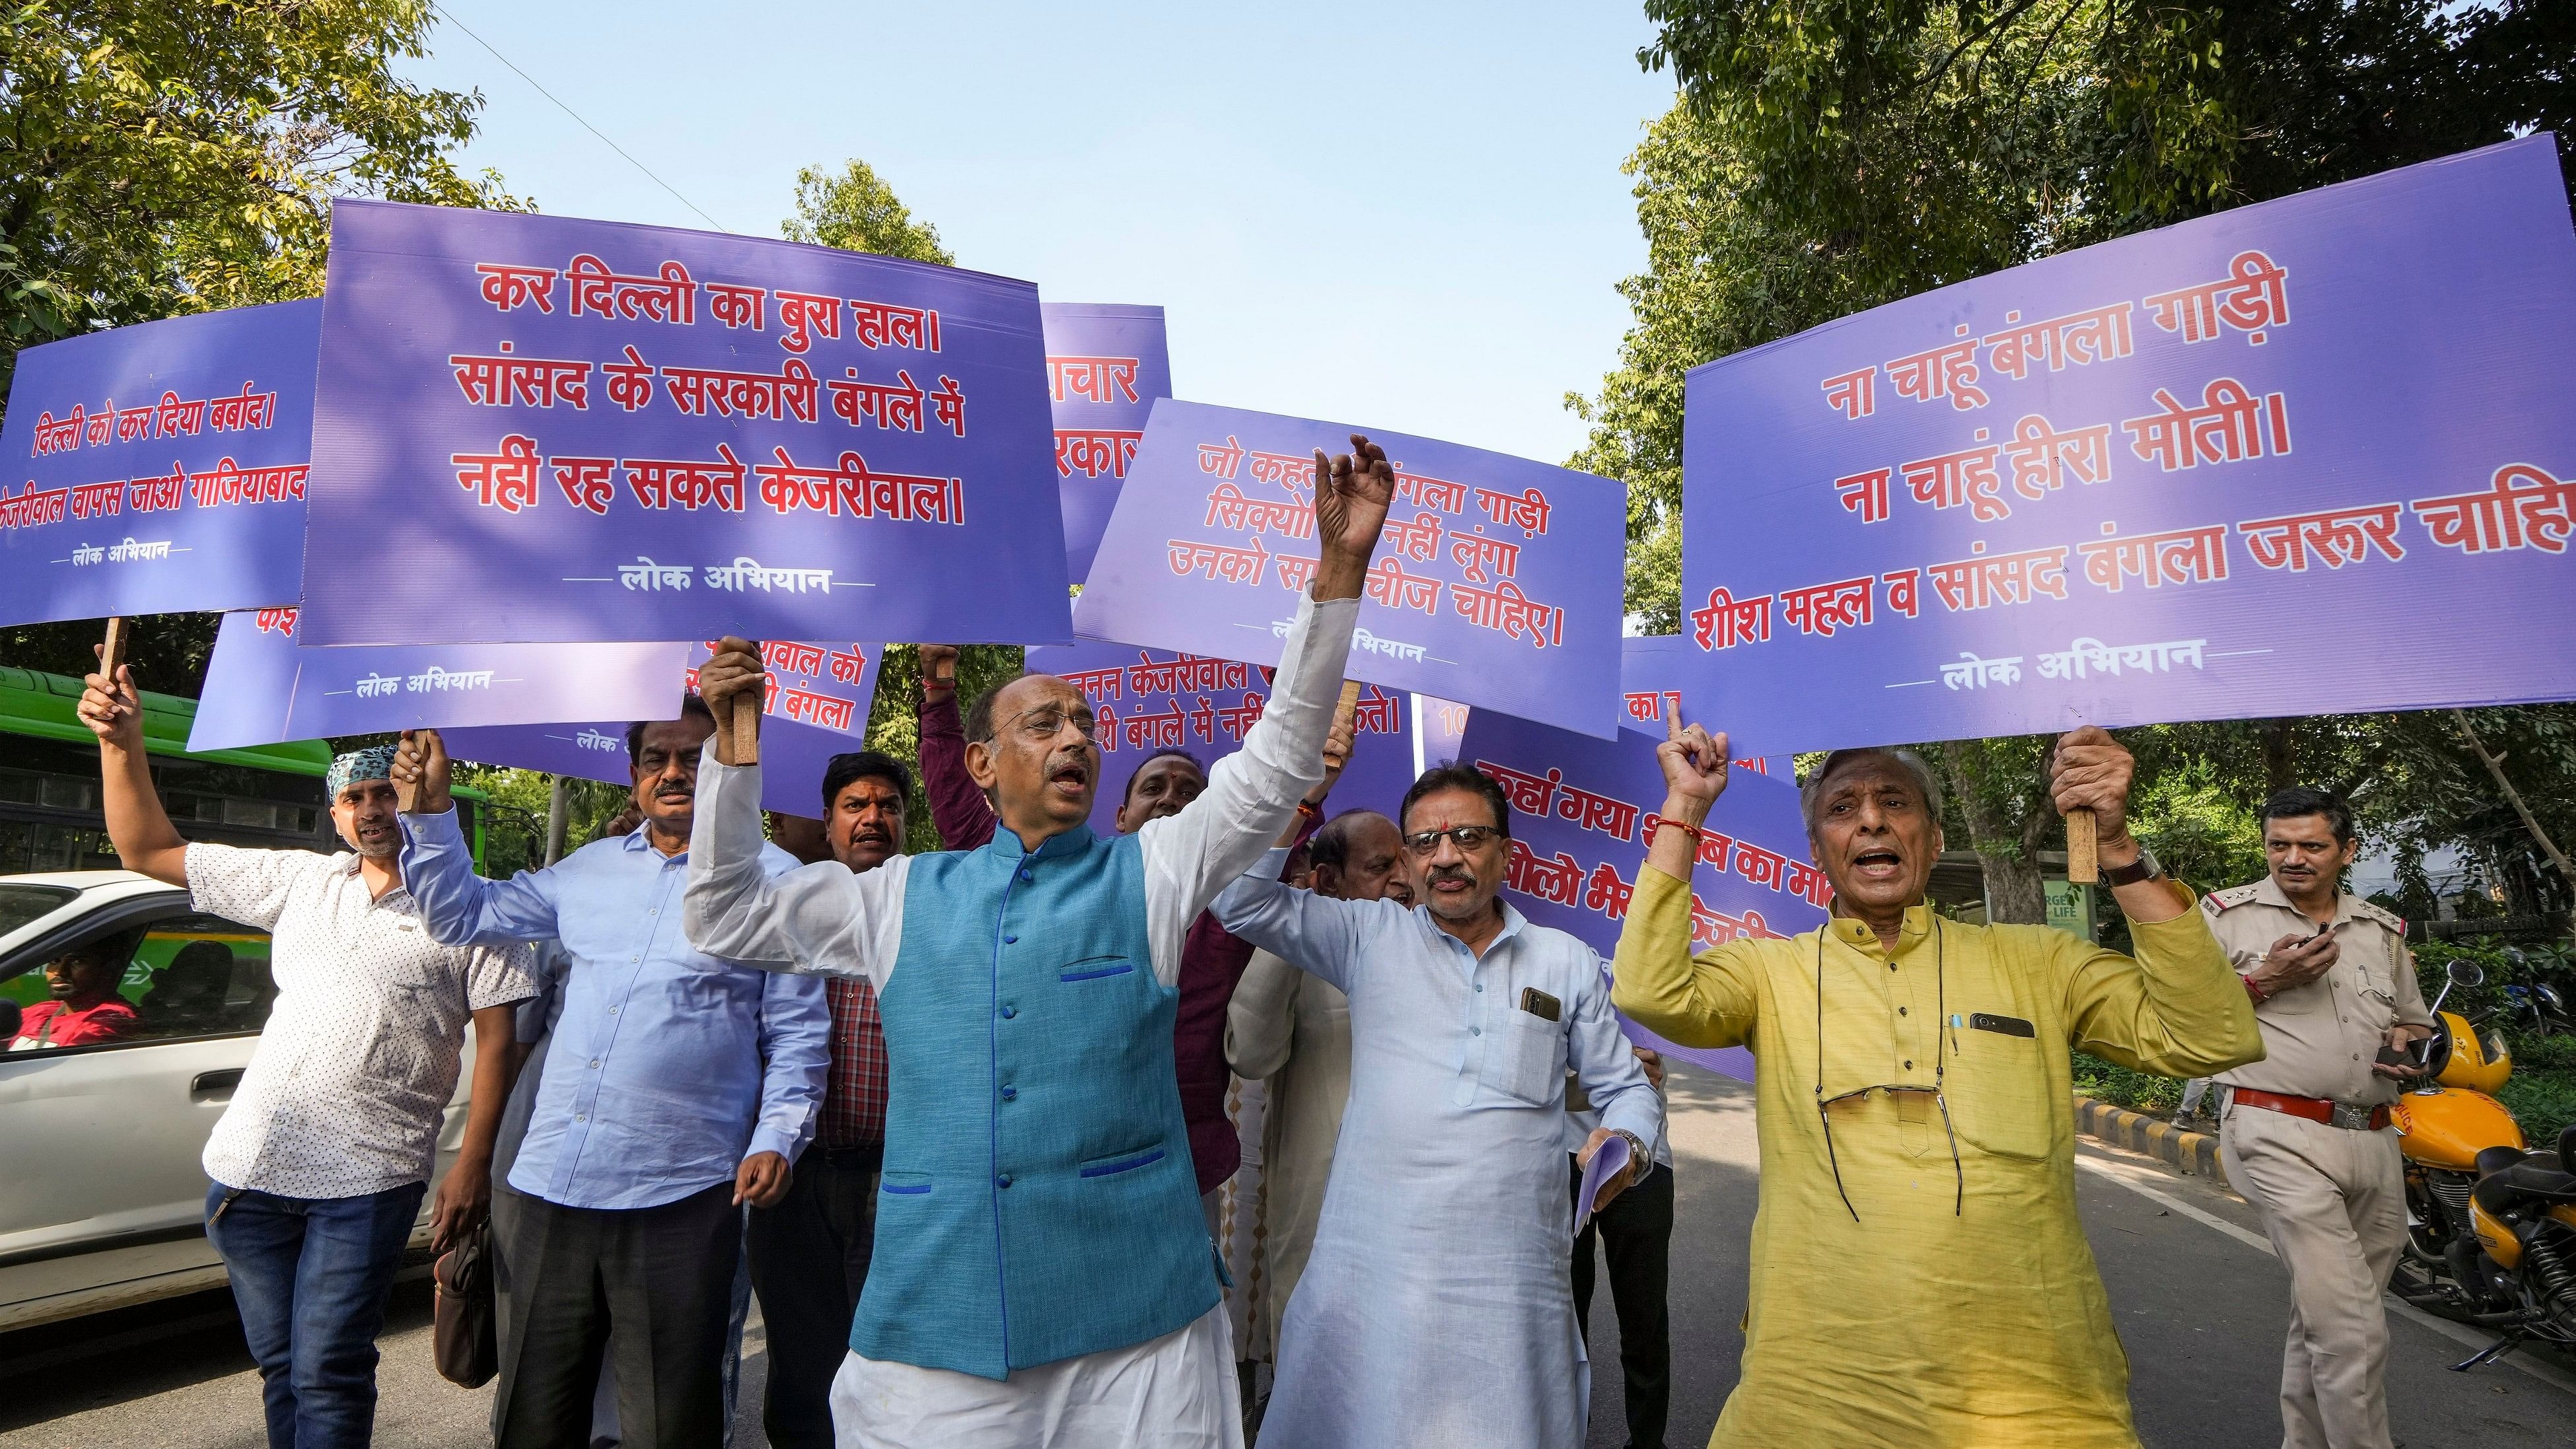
[2073,1094,2231,1188]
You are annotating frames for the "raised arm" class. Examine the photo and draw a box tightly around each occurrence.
[681,753,902,981]
[392,730,565,948]
[77,656,188,886]
[2049,726,2260,1077]
[915,644,999,851]
[1610,707,1762,1045]
[1143,434,1391,925]
[1211,853,1377,997]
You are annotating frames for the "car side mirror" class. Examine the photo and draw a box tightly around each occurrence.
[0,999,19,1042]
[2449,960,2486,987]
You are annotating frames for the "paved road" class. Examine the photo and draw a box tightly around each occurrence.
[6,1064,2572,1447]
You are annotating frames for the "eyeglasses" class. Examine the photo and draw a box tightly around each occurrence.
[1001,705,1097,742]
[1402,824,1503,856]
[1813,919,1962,1223]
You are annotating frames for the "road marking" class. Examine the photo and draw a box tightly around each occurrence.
[2075,1149,2576,1396]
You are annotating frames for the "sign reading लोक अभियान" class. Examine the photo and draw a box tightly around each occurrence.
[1676,135,2576,757]
[438,639,882,822]
[295,200,1072,648]
[1458,707,1828,1082]
[1043,304,1172,586]
[1073,400,1628,739]
[1023,639,1419,835]
[184,608,690,752]
[0,300,319,625]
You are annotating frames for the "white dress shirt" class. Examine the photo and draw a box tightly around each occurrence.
[188,844,535,1199]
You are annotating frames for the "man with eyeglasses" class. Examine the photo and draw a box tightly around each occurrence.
[1611,715,2262,1448]
[680,437,1394,1448]
[392,701,830,1448]
[1210,763,1663,1449]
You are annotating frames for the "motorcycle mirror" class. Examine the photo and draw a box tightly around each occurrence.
[2449,960,2486,987]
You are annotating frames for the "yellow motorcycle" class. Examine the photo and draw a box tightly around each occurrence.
[2390,958,2576,1369]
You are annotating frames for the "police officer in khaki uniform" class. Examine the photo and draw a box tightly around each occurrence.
[2203,786,2435,1449]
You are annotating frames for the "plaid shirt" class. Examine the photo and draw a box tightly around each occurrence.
[820,975,890,1149]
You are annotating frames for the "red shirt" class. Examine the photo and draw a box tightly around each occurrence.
[818,976,890,1149]
[12,998,137,1050]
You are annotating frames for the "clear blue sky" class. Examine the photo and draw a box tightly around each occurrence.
[399,1,1678,466]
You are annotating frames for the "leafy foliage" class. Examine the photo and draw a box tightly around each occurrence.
[782,160,954,265]
[1,0,531,411]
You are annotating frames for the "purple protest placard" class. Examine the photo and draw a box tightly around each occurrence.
[1044,304,1172,584]
[1618,635,1788,777]
[297,200,1071,647]
[1678,136,2576,756]
[1416,695,1469,772]
[1073,400,1628,738]
[0,300,319,625]
[1459,708,1828,1082]
[186,606,688,751]
[439,639,883,820]
[1024,639,1417,835]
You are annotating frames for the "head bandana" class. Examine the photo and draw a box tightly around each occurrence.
[326,744,400,801]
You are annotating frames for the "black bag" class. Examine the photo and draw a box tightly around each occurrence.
[432,1221,498,1388]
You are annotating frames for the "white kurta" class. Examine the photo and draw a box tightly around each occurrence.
[1213,877,1664,1449]
[687,592,1360,1449]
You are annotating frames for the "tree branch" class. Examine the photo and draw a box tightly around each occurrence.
[2452,709,2576,888]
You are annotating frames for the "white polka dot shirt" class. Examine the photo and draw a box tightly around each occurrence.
[188,843,537,1199]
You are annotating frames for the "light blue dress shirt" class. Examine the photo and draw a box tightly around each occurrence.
[1213,850,1662,1449]
[403,809,828,1211]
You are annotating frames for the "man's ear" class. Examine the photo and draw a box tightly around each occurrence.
[964,740,999,794]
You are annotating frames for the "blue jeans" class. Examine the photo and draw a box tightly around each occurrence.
[205,1180,427,1449]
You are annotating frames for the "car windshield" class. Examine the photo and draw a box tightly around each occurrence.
[0,884,77,938]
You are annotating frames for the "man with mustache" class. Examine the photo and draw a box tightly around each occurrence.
[683,436,1392,1448]
[1612,717,2264,1448]
[77,672,534,1449]
[2201,787,2431,1449]
[913,654,1344,1240]
[747,750,915,1449]
[1211,767,1663,1449]
[1224,809,1412,1366]
[8,935,140,1049]
[392,699,830,1449]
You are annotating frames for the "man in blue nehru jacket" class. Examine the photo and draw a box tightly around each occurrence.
[685,436,1393,1449]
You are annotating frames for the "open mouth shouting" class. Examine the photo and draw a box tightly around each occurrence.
[1046,751,1094,803]
[1848,844,1906,886]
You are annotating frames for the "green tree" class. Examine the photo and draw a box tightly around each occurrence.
[1579,1,2576,920]
[2,0,530,407]
[783,161,953,265]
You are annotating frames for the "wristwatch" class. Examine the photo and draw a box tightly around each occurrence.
[2098,843,2164,887]
[1614,1129,1651,1182]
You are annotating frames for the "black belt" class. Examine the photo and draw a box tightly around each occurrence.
[815,1143,884,1170]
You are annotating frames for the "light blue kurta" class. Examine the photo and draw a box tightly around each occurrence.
[1214,870,1662,1449]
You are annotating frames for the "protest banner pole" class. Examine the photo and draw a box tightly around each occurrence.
[98,616,131,682]
[396,730,427,814]
[732,700,761,766]
[2065,807,2098,884]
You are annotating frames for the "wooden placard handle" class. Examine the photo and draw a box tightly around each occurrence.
[395,730,427,814]
[731,696,761,766]
[2065,806,2099,884]
[1334,678,1363,728]
[98,616,131,682]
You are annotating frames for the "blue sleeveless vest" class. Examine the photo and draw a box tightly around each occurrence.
[852,825,1217,1380]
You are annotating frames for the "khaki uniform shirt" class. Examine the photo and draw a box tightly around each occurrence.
[1610,866,2262,1449]
[2205,878,2433,1106]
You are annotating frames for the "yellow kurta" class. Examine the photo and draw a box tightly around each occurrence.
[1611,865,2262,1449]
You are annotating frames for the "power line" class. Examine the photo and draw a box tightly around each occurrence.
[431,5,734,234]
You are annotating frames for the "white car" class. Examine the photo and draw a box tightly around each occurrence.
[0,869,477,1330]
